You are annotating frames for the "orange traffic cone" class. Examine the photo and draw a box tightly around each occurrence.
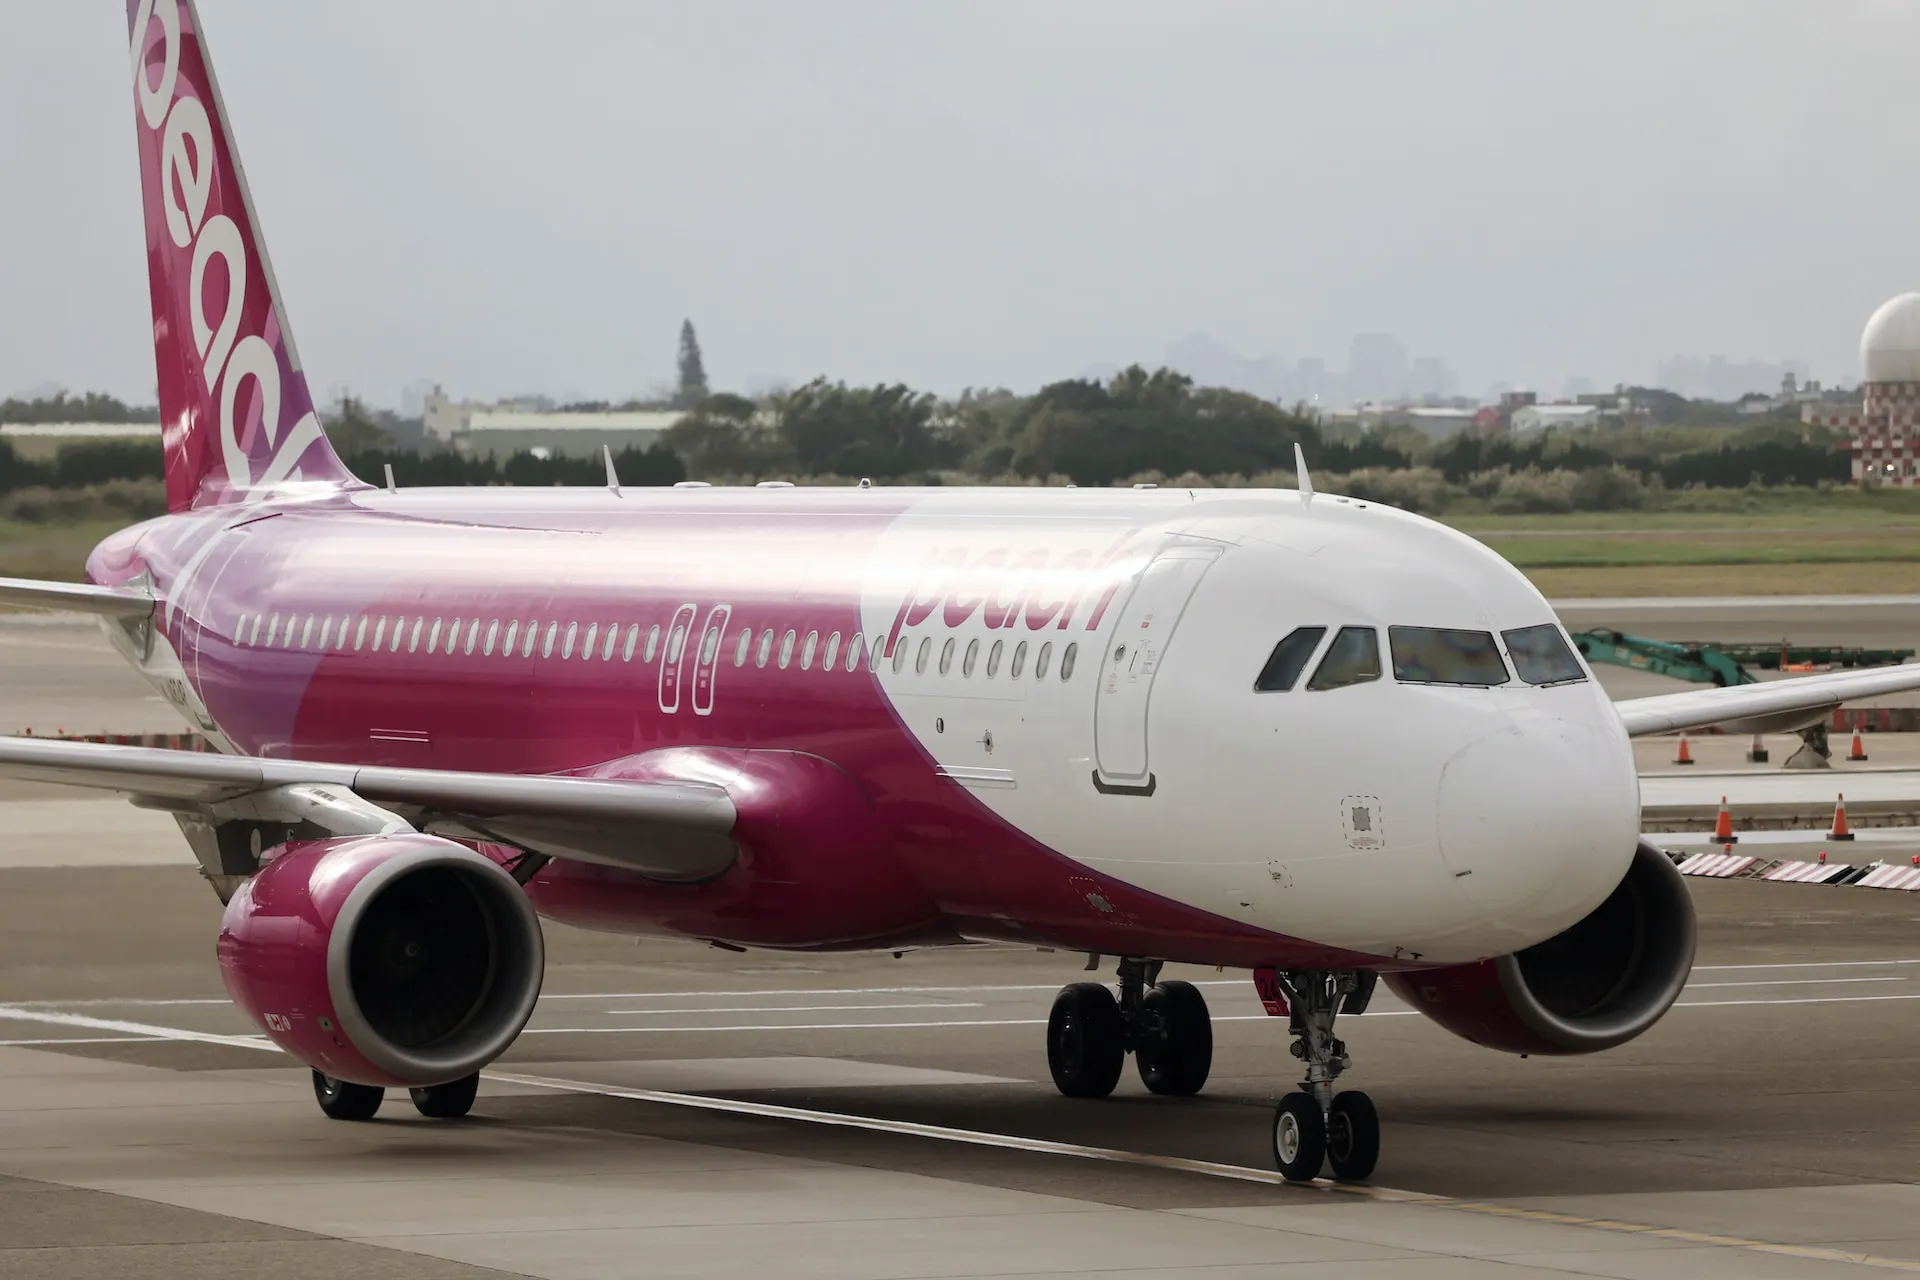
[1674,733,1695,766]
[1848,730,1869,763]
[1828,793,1855,842]
[1713,796,1737,845]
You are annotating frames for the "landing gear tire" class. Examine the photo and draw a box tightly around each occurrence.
[312,1070,384,1121]
[1136,980,1212,1097]
[1326,1091,1380,1182]
[409,1073,480,1119]
[1048,982,1125,1098]
[1272,1092,1326,1182]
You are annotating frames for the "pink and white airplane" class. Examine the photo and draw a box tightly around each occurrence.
[6,0,1919,1181]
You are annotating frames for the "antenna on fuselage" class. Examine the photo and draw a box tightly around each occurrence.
[603,445,622,497]
[1293,442,1314,507]
[383,463,396,492]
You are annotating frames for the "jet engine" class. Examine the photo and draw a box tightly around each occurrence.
[218,832,544,1087]
[1384,841,1694,1055]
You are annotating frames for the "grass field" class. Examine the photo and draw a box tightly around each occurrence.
[0,521,121,582]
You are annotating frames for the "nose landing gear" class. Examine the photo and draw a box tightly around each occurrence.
[1267,969,1379,1182]
[1046,957,1214,1099]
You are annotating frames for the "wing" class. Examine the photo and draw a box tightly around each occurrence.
[1615,665,1920,737]
[0,576,153,618]
[0,736,737,882]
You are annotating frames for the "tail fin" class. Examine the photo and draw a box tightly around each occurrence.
[128,0,359,512]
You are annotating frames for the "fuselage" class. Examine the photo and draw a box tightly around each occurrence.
[86,482,1640,970]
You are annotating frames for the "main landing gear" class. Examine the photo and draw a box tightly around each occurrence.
[311,1070,481,1121]
[1046,957,1213,1099]
[1267,970,1380,1183]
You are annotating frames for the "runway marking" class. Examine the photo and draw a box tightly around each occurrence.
[1692,959,1920,971]
[3,1003,1920,1271]
[0,1036,170,1047]
[1687,976,1907,989]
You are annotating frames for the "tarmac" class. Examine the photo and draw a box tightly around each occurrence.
[1,601,1919,1278]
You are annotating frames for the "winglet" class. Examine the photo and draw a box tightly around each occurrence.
[1293,442,1314,506]
[383,463,396,492]
[604,445,622,496]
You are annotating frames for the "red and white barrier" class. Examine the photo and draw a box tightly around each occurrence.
[1855,865,1920,891]
[1676,852,1759,878]
[1761,860,1857,884]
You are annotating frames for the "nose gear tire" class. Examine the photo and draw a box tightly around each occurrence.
[1047,982,1126,1098]
[1326,1090,1380,1181]
[1135,980,1212,1096]
[312,1070,384,1121]
[1272,1092,1326,1181]
[409,1073,481,1119]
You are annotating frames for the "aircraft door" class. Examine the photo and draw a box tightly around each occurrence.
[658,603,697,714]
[1093,543,1222,791]
[691,604,730,716]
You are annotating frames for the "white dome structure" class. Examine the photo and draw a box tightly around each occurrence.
[1861,293,1920,384]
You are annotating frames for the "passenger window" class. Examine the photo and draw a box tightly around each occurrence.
[583,623,598,659]
[701,626,720,664]
[503,620,519,655]
[823,631,841,671]
[777,629,795,668]
[301,616,316,648]
[1389,626,1509,687]
[801,630,818,670]
[602,624,618,661]
[735,628,751,667]
[563,622,578,659]
[670,624,688,664]
[266,614,281,645]
[353,616,368,651]
[250,615,264,646]
[963,638,980,677]
[869,637,883,672]
[892,637,908,674]
[1061,642,1078,681]
[446,621,462,655]
[847,633,863,672]
[1254,626,1327,692]
[1503,624,1587,686]
[541,622,557,658]
[646,625,662,662]
[1307,627,1381,691]
[1011,640,1027,679]
[426,618,441,654]
[1036,642,1053,680]
[372,617,387,650]
[318,617,333,649]
[410,618,426,653]
[623,624,639,661]
[484,620,499,656]
[915,636,931,674]
[986,639,1003,678]
[522,620,538,657]
[938,637,955,675]
[756,629,773,668]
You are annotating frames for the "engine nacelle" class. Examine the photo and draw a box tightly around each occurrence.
[218,833,544,1087]
[1384,841,1695,1055]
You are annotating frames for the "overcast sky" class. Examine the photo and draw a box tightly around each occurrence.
[4,1,1919,406]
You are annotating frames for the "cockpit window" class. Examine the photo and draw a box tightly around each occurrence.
[1502,623,1587,686]
[1254,626,1326,692]
[1306,626,1381,691]
[1390,626,1510,687]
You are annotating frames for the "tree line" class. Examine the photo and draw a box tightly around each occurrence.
[0,368,1853,505]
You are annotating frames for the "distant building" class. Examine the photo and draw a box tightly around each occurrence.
[1804,294,1920,486]
[1509,403,1601,434]
[424,387,681,459]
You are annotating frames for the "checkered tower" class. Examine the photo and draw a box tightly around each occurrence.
[1841,294,1920,486]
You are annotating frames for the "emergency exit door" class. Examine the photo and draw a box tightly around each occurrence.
[1093,542,1222,791]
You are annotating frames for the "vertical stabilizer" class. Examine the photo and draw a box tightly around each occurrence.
[127,0,359,512]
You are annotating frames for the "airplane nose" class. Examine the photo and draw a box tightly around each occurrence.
[1435,717,1638,954]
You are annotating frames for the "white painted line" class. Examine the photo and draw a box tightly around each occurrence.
[522,1018,1052,1035]
[1676,993,1920,1009]
[0,1005,272,1049]
[541,981,1251,1000]
[0,1036,164,1047]
[1690,959,1920,971]
[599,1002,986,1016]
[1686,977,1907,989]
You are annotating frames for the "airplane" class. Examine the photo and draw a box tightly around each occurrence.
[5,0,1920,1183]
